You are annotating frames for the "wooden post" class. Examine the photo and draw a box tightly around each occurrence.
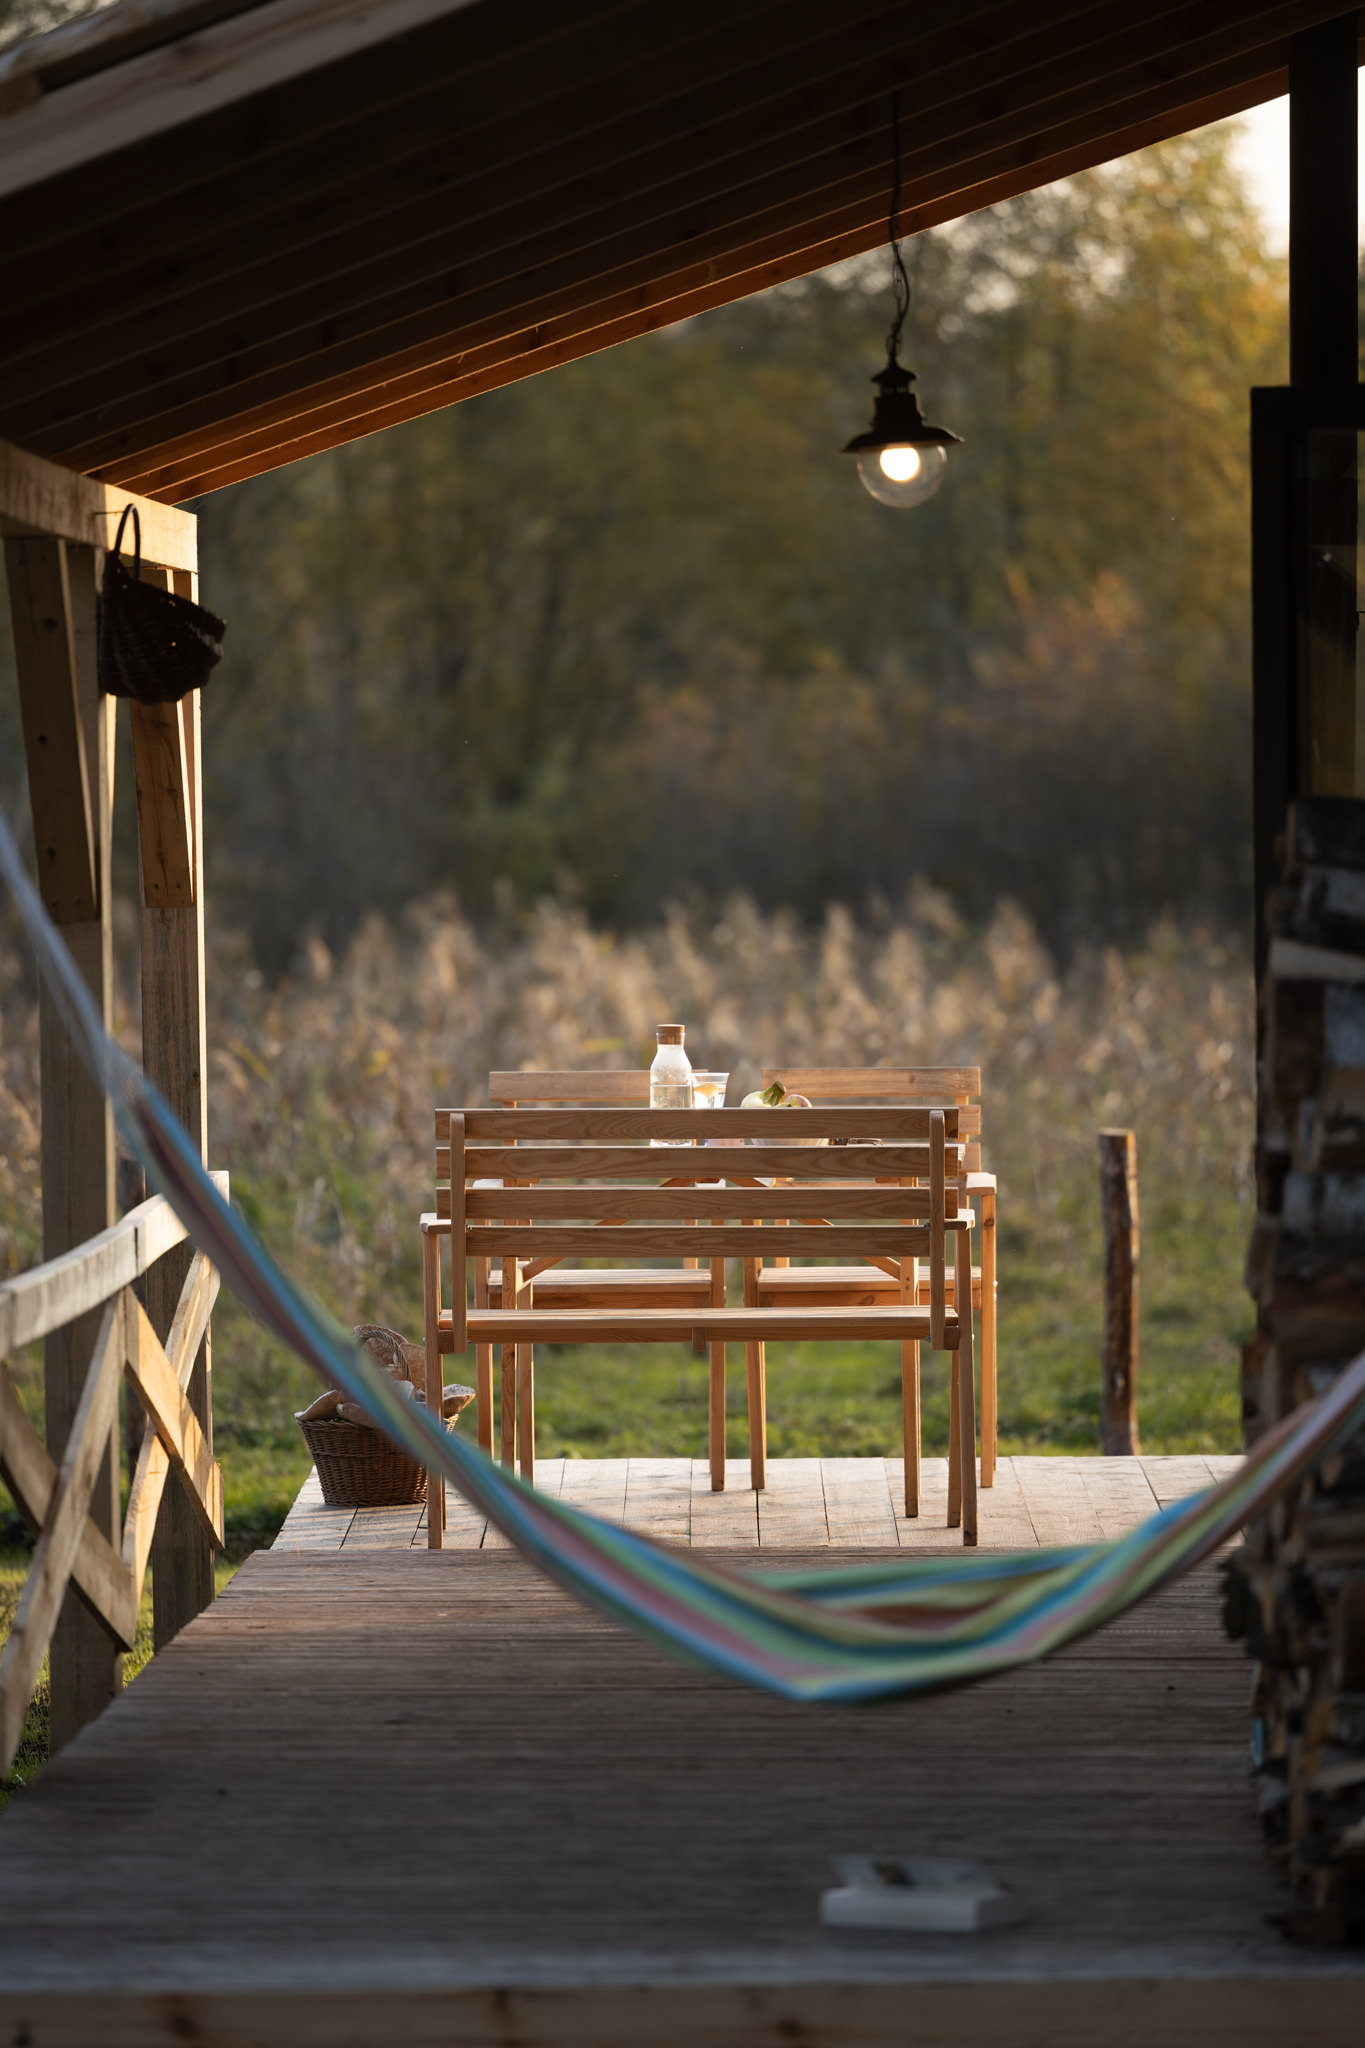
[1289,13,1359,393]
[134,570,213,1646]
[1098,1128,1140,1456]
[6,534,122,1749]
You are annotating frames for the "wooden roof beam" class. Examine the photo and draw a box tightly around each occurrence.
[0,0,676,235]
[118,69,1277,503]
[0,435,196,568]
[0,0,497,199]
[0,0,1026,368]
[0,0,910,280]
[0,0,1306,417]
[31,9,1313,482]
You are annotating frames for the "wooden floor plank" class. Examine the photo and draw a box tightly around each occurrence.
[757,1456,829,1548]
[558,1456,630,1521]
[821,1455,897,1547]
[886,1454,957,1547]
[1204,1454,1245,1484]
[1013,1458,1108,1547]
[291,1456,1243,1560]
[341,1503,425,1549]
[1073,1456,1162,1541]
[274,1469,355,1553]
[0,1544,1358,2046]
[1140,1455,1223,1508]
[689,1457,760,1544]
[973,1455,1040,1547]
[624,1456,693,1542]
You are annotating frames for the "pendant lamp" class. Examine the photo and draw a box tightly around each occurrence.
[843,93,961,508]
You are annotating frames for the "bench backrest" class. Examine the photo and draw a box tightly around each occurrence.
[435,1105,963,1346]
[487,1070,651,1106]
[762,1066,983,1173]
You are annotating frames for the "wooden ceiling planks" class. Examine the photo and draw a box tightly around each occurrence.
[0,0,1354,501]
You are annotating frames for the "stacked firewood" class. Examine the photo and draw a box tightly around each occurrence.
[1231,795,1365,1945]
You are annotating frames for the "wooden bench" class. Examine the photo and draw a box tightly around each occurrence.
[462,1074,716,1475]
[752,1067,997,1512]
[420,1104,979,1546]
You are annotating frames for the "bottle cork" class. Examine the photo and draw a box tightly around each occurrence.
[656,1024,685,1044]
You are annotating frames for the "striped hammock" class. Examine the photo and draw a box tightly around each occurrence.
[5,811,1361,1706]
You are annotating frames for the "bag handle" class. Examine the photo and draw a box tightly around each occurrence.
[109,504,141,579]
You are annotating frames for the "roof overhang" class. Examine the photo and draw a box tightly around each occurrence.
[0,0,1355,502]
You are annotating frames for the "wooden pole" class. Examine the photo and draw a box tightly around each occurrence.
[6,534,122,1749]
[133,567,214,1647]
[1289,13,1360,393]
[1098,1128,1140,1457]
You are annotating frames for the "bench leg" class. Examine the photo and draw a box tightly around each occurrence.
[901,1340,920,1517]
[709,1342,726,1490]
[475,1346,494,1455]
[955,1312,979,1547]
[947,1350,961,1528]
[518,1344,535,1487]
[473,1258,493,1456]
[746,1342,766,1491]
[500,1343,517,1468]
[422,1221,445,1550]
[980,1186,997,1487]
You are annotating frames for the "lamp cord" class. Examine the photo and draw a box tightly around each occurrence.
[886,88,911,364]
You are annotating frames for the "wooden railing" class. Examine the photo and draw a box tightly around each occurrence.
[0,1181,226,1776]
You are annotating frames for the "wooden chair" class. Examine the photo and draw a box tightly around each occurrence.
[474,1072,718,1473]
[751,1068,997,1520]
[420,1101,978,1545]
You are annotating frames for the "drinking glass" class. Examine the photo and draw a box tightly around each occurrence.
[692,1070,729,1110]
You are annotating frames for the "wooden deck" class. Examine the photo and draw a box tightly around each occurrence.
[1,1456,1361,2046]
[277,1451,1247,1553]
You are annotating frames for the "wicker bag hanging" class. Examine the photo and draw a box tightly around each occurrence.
[97,505,226,704]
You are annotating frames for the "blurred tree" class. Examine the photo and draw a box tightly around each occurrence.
[0,115,1286,966]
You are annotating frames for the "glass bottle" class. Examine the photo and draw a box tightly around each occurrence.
[650,1023,693,1144]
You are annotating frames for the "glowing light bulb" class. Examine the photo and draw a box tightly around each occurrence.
[879,445,921,482]
[853,442,948,508]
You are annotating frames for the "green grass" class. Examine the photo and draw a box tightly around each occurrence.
[521,1214,1243,1463]
[216,1430,314,1558]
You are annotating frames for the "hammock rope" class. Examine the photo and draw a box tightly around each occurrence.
[4,810,1361,1706]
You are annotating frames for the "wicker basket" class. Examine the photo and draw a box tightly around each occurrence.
[299,1413,450,1508]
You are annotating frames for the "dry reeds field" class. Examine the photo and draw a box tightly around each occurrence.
[1,890,1252,1548]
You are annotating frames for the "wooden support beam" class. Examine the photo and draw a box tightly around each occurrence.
[0,1181,225,1358]
[1099,1128,1141,1457]
[124,1292,224,1551]
[130,699,195,907]
[139,643,215,1650]
[0,434,196,570]
[120,1244,221,1621]
[0,1365,137,1652]
[1290,11,1360,390]
[4,532,124,1752]
[0,1247,224,1773]
[4,536,95,922]
[0,1297,124,1777]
